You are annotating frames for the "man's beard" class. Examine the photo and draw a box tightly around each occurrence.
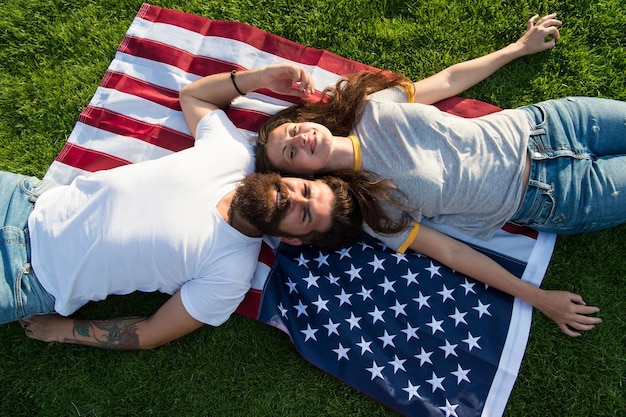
[232,172,290,235]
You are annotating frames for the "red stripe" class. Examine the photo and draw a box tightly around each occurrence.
[235,288,263,319]
[434,96,502,118]
[258,241,276,267]
[79,106,194,152]
[55,142,131,172]
[101,71,181,110]
[502,223,539,240]
[225,108,271,133]
[136,4,376,75]
[235,242,275,318]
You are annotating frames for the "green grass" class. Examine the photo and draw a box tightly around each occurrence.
[1,0,624,416]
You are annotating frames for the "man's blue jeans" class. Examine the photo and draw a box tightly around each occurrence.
[512,97,626,233]
[0,172,57,325]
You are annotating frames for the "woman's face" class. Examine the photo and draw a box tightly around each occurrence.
[266,122,333,175]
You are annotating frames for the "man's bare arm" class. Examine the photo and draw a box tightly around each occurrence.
[20,291,204,350]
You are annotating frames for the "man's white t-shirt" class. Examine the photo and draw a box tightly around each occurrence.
[28,111,261,326]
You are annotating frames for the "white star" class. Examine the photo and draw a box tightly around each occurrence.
[335,247,352,259]
[368,255,385,272]
[357,286,373,301]
[326,272,341,286]
[460,278,476,295]
[415,347,433,366]
[401,268,419,286]
[451,364,471,384]
[345,312,362,330]
[300,324,317,342]
[426,316,444,334]
[402,381,421,401]
[345,264,362,281]
[293,300,308,317]
[413,291,431,309]
[332,343,350,361]
[389,300,407,317]
[438,339,458,358]
[294,253,309,267]
[448,308,468,327]
[437,284,455,302]
[356,336,373,355]
[401,323,419,341]
[425,261,442,278]
[473,300,492,318]
[463,331,482,351]
[368,306,386,324]
[426,371,445,392]
[359,241,374,251]
[366,361,385,381]
[277,303,288,318]
[392,253,409,264]
[312,295,329,313]
[314,252,329,267]
[378,330,396,348]
[335,289,352,306]
[302,271,320,289]
[378,277,396,294]
[285,278,298,294]
[438,399,459,417]
[388,355,406,373]
[323,318,340,336]
[376,241,389,251]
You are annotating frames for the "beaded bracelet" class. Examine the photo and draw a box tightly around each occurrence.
[230,70,246,95]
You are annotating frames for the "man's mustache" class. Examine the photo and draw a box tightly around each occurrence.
[274,181,290,215]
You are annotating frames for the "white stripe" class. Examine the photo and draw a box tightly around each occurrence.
[67,122,175,163]
[44,161,89,184]
[89,87,190,134]
[131,17,346,90]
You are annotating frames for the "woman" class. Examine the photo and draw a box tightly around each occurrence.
[254,14,625,336]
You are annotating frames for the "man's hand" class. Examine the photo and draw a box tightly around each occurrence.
[260,63,315,97]
[19,291,203,349]
[20,314,71,343]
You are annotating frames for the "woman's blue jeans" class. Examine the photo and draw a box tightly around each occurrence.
[0,172,57,324]
[511,97,626,233]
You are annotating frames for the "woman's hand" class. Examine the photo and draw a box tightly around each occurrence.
[515,13,562,55]
[534,289,602,337]
[260,63,315,97]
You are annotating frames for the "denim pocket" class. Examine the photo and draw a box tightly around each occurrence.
[526,187,556,227]
[0,226,55,323]
[19,177,57,203]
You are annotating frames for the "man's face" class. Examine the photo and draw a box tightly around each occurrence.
[234,173,335,238]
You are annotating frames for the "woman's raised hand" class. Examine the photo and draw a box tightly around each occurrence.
[515,13,562,55]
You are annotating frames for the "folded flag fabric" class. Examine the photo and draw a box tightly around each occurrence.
[44,4,556,416]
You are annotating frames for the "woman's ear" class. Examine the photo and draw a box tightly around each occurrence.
[279,236,303,246]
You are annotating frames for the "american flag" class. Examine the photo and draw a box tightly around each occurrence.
[44,4,557,416]
[260,233,531,416]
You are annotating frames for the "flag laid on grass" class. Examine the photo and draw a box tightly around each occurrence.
[44,4,556,416]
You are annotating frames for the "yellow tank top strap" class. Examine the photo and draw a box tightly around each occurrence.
[399,81,416,103]
[397,222,420,254]
[348,134,362,170]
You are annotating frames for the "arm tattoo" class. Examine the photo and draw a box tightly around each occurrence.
[67,317,149,350]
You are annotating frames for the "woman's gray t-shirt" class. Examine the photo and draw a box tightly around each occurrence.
[355,87,530,250]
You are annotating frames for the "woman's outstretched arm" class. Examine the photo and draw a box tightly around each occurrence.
[408,223,602,337]
[413,14,561,105]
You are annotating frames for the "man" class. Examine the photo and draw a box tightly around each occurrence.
[6,64,356,350]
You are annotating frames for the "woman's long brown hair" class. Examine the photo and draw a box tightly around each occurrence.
[256,70,413,173]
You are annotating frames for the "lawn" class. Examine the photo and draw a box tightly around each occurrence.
[0,0,624,416]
